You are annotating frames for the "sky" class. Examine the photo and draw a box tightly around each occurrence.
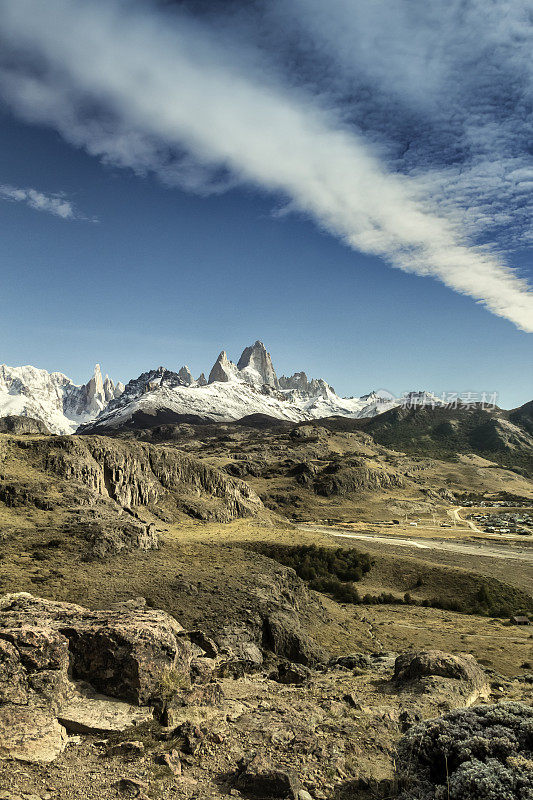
[0,0,532,408]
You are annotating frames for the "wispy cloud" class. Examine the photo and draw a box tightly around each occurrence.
[0,0,531,330]
[0,183,84,219]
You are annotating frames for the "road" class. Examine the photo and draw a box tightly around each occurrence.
[447,505,482,533]
[300,524,533,564]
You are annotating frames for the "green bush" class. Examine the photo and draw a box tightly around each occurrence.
[398,702,533,799]
[260,544,372,583]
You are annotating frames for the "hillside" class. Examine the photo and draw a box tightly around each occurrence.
[0,432,264,560]
[314,403,533,477]
[111,416,533,523]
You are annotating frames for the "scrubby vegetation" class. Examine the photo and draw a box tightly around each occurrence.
[259,544,372,602]
[260,544,373,583]
[398,702,533,799]
[423,579,533,618]
[261,544,533,617]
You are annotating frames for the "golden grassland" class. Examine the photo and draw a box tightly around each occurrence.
[1,517,532,676]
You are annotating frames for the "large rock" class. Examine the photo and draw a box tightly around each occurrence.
[0,593,192,706]
[0,593,205,762]
[236,753,299,798]
[394,650,490,706]
[0,706,68,763]
[262,611,327,667]
[58,682,153,734]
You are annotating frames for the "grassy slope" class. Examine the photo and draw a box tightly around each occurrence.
[0,517,531,676]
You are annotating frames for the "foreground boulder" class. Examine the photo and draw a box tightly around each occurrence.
[236,753,300,799]
[0,593,218,762]
[394,650,490,707]
[262,611,327,667]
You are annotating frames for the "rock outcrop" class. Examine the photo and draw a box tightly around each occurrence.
[3,434,264,534]
[0,415,50,435]
[394,650,490,707]
[0,593,219,762]
[314,458,404,496]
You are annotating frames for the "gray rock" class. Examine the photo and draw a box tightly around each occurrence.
[236,753,300,798]
[0,706,67,763]
[270,662,312,685]
[0,592,209,762]
[394,649,490,705]
[263,612,326,667]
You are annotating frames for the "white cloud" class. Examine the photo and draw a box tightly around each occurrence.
[0,183,83,219]
[0,0,531,330]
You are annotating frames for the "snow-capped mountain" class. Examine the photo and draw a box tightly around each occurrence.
[0,364,124,434]
[1,342,445,435]
[78,341,429,433]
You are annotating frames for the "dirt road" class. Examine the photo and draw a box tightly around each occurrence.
[300,524,533,564]
[448,505,482,533]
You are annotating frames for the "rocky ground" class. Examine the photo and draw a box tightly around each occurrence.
[0,593,531,800]
[0,425,532,800]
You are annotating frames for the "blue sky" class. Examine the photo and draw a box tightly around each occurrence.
[0,0,532,408]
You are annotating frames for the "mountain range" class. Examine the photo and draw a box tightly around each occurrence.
[0,363,125,434]
[0,341,519,435]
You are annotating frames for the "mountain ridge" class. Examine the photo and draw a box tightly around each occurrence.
[1,341,526,436]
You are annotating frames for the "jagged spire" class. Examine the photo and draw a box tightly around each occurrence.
[237,341,279,389]
[208,351,238,384]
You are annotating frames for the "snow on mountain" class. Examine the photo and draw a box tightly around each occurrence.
[0,363,123,434]
[79,341,440,433]
[1,342,446,435]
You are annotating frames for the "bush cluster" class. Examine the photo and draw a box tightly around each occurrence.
[260,545,531,618]
[424,581,532,618]
[261,544,372,583]
[398,702,533,800]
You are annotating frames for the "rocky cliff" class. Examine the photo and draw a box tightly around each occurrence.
[0,432,265,558]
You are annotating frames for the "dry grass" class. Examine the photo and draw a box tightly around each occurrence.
[0,517,531,676]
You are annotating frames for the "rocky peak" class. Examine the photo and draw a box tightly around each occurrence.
[279,372,334,398]
[208,351,238,384]
[86,364,104,404]
[237,341,279,389]
[102,374,116,403]
[178,366,194,386]
[196,372,207,387]
[279,371,309,393]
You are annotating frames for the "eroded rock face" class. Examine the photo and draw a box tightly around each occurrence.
[314,458,404,496]
[263,612,327,667]
[0,593,214,762]
[0,415,50,435]
[29,434,263,523]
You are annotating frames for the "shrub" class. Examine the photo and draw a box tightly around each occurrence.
[398,702,533,800]
[260,544,372,583]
